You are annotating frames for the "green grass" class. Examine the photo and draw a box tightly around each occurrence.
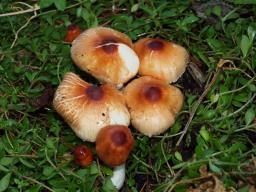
[0,0,256,191]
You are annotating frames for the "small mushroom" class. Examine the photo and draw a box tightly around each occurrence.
[134,37,189,83]
[71,27,140,87]
[53,72,130,142]
[96,125,134,167]
[73,145,93,167]
[124,76,184,137]
[64,24,81,43]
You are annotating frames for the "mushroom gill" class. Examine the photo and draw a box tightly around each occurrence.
[53,72,130,142]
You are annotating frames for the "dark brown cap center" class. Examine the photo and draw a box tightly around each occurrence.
[147,40,164,50]
[101,38,118,54]
[144,86,161,101]
[111,130,127,146]
[86,86,103,101]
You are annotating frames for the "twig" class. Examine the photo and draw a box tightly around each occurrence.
[10,13,37,48]
[96,159,105,180]
[6,154,39,158]
[0,4,40,17]
[45,148,67,181]
[166,174,215,192]
[235,124,256,132]
[219,76,256,96]
[21,175,55,192]
[13,2,33,9]
[175,59,233,147]
[210,93,256,122]
[164,168,185,192]
[132,154,153,170]
[161,136,175,176]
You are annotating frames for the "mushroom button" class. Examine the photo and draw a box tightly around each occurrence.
[64,24,81,43]
[124,76,184,137]
[71,27,140,87]
[73,145,93,167]
[134,38,189,83]
[96,125,134,167]
[53,72,130,142]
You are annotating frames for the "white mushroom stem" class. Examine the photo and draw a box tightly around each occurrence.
[111,163,126,190]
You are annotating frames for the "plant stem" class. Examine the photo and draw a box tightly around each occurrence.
[21,175,55,192]
[176,59,233,147]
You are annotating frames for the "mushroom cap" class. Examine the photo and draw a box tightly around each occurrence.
[96,125,134,167]
[134,37,189,83]
[123,76,184,137]
[53,72,130,142]
[71,27,140,86]
[73,145,93,167]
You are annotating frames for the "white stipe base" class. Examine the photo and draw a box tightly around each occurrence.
[111,163,126,190]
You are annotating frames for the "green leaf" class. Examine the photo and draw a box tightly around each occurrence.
[89,162,99,174]
[247,26,256,42]
[101,178,116,192]
[39,0,54,8]
[200,126,210,142]
[0,173,12,192]
[210,94,219,104]
[76,7,83,18]
[209,162,221,173]
[0,165,9,172]
[101,166,113,176]
[240,35,251,57]
[182,14,199,25]
[43,166,55,177]
[174,151,183,161]
[0,157,14,166]
[54,0,66,11]
[19,158,35,168]
[230,142,247,153]
[245,108,255,125]
[131,3,139,12]
[212,6,221,17]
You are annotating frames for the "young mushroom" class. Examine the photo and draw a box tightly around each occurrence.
[71,27,140,87]
[73,145,93,167]
[64,24,81,43]
[96,125,134,190]
[96,125,134,167]
[53,72,130,142]
[124,76,184,137]
[134,37,189,83]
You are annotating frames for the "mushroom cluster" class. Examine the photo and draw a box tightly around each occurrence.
[53,26,188,190]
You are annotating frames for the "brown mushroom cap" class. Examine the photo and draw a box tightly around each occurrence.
[134,38,189,83]
[53,72,130,142]
[71,27,140,86]
[96,125,134,167]
[124,76,184,137]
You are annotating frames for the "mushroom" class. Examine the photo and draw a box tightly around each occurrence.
[134,37,189,83]
[73,145,93,167]
[96,125,134,167]
[64,24,81,43]
[124,76,184,137]
[53,72,130,142]
[71,27,140,87]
